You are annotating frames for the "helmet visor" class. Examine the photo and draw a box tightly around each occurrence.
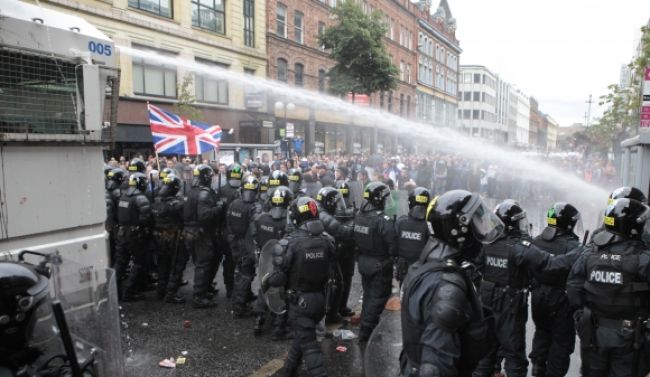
[573,216,584,238]
[463,199,504,244]
[333,196,348,215]
[513,212,529,235]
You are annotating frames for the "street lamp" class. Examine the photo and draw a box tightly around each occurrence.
[275,101,295,158]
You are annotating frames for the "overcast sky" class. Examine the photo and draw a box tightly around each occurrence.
[449,0,650,126]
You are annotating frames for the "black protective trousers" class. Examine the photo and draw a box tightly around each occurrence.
[338,251,356,312]
[529,286,575,377]
[357,255,392,335]
[184,227,218,300]
[581,326,648,377]
[285,292,327,377]
[230,237,256,308]
[473,293,529,377]
[114,226,148,297]
[153,229,187,298]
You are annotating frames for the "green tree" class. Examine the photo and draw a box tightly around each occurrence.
[174,74,203,120]
[319,0,398,99]
[596,25,649,137]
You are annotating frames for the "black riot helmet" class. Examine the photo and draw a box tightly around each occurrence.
[408,187,431,220]
[608,186,648,205]
[602,198,650,239]
[242,176,260,203]
[288,168,303,193]
[316,187,347,215]
[336,181,351,199]
[128,172,148,192]
[546,202,582,232]
[104,164,112,179]
[108,168,128,186]
[128,158,146,174]
[159,174,181,197]
[193,164,214,187]
[427,190,504,250]
[0,262,50,357]
[226,163,244,188]
[494,199,529,235]
[289,196,321,227]
[270,186,293,219]
[363,181,391,210]
[269,170,289,188]
[160,167,175,180]
[259,176,270,193]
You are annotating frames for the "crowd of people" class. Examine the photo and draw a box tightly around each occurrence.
[101,151,649,377]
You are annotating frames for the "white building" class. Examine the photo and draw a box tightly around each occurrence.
[458,65,529,145]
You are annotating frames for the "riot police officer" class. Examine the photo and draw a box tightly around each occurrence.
[106,167,127,267]
[353,181,397,342]
[473,200,582,377]
[215,163,244,298]
[0,261,50,375]
[115,172,152,301]
[567,198,650,377]
[316,187,354,324]
[265,170,290,209]
[252,186,294,338]
[288,168,303,195]
[227,176,263,317]
[394,187,431,283]
[336,180,357,316]
[265,197,335,377]
[152,174,186,304]
[128,157,146,175]
[529,202,582,377]
[400,189,503,377]
[184,164,223,308]
[259,176,270,204]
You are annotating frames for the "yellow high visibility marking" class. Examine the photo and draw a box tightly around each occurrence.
[603,216,615,226]
[547,217,557,226]
[415,195,429,204]
[272,196,284,204]
[128,165,138,171]
[363,192,370,198]
[298,204,310,213]
[193,168,200,176]
[244,183,257,190]
[316,194,323,201]
[289,175,300,181]
[269,179,280,186]
[338,188,349,194]
[230,172,242,178]
[426,196,439,220]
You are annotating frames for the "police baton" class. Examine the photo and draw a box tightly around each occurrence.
[582,230,590,246]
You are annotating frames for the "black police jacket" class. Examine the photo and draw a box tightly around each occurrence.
[319,209,353,250]
[117,188,152,227]
[353,204,397,258]
[184,185,222,231]
[395,214,429,263]
[532,227,580,287]
[267,221,335,292]
[476,232,581,299]
[567,237,650,320]
[105,188,115,227]
[226,198,262,236]
[152,196,184,230]
[400,238,493,377]
[252,211,288,248]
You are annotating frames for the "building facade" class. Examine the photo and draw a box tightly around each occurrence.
[33,0,268,157]
[413,0,461,128]
[457,65,499,139]
[514,89,530,146]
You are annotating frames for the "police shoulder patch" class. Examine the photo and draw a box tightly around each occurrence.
[520,240,531,247]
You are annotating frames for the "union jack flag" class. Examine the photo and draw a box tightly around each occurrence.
[148,104,222,155]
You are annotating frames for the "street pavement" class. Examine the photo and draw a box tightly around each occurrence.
[121,267,581,377]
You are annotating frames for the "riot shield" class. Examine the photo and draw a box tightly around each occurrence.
[258,239,287,315]
[3,252,124,377]
[364,309,402,377]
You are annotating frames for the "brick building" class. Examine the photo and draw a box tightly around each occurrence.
[529,97,542,148]
[266,0,421,155]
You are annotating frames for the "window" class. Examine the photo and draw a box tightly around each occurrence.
[276,4,287,37]
[400,60,405,81]
[294,63,304,87]
[294,12,304,44]
[329,0,336,7]
[380,91,384,108]
[128,0,172,18]
[195,59,228,105]
[192,0,225,34]
[463,109,471,119]
[132,46,177,98]
[406,64,411,84]
[399,93,404,116]
[387,91,393,112]
[389,19,395,40]
[243,0,255,47]
[406,96,411,117]
[318,69,326,92]
[464,73,471,83]
[244,68,256,75]
[463,92,471,101]
[472,110,480,119]
[473,92,480,101]
[318,22,326,51]
[277,58,287,82]
[473,73,481,83]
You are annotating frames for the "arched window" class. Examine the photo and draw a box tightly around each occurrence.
[318,69,326,92]
[294,63,304,87]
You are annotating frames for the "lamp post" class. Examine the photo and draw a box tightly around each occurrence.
[275,101,295,159]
